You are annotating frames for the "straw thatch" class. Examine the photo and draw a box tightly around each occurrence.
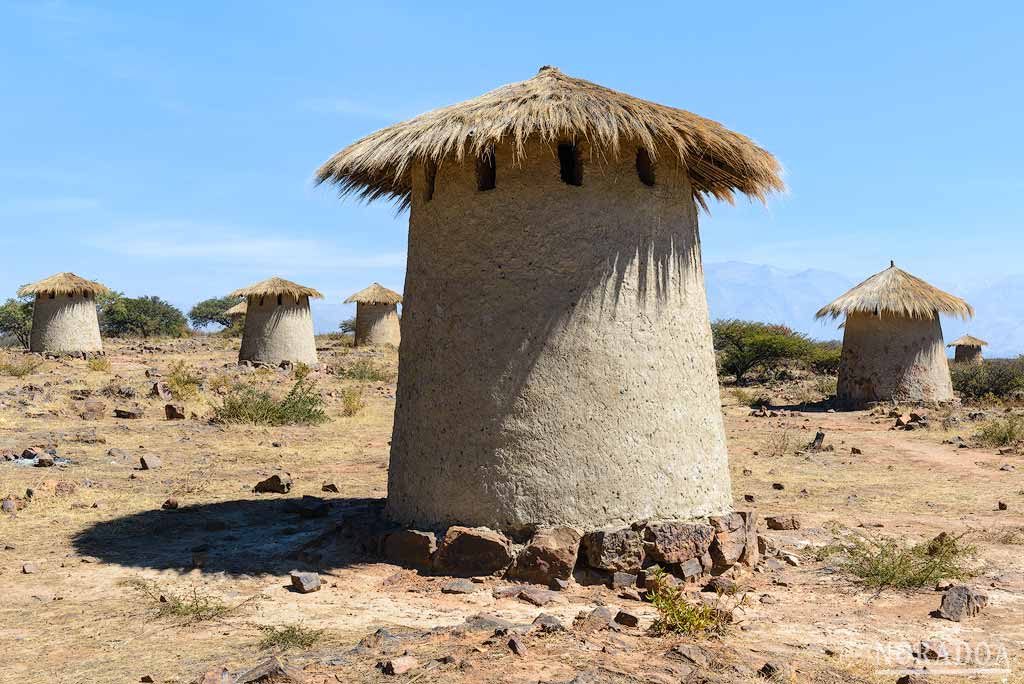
[224,300,248,317]
[947,335,988,348]
[17,272,109,297]
[315,66,784,211]
[229,278,323,300]
[344,283,402,305]
[815,262,973,321]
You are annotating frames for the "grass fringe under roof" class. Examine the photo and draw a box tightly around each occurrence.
[344,283,402,305]
[224,301,248,316]
[948,335,988,348]
[816,263,973,321]
[17,272,110,297]
[315,66,784,211]
[229,278,323,300]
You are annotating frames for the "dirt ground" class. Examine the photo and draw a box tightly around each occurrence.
[1,339,1022,684]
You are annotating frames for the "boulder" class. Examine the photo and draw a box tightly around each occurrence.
[582,527,645,573]
[139,454,162,470]
[149,382,172,400]
[765,514,801,531]
[164,404,186,420]
[253,474,292,494]
[434,526,513,577]
[507,526,582,585]
[114,405,145,419]
[382,529,436,568]
[382,656,419,675]
[938,585,987,621]
[289,571,321,594]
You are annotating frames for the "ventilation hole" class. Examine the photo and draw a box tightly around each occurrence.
[49,293,55,299]
[277,294,283,306]
[476,148,496,191]
[424,159,437,202]
[558,143,582,186]
[636,148,655,186]
[259,296,265,306]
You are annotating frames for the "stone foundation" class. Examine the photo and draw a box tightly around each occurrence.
[379,511,758,586]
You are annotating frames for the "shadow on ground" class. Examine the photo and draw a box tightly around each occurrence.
[72,496,386,575]
[773,399,837,413]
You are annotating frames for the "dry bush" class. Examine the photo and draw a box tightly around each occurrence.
[86,357,112,372]
[762,429,796,458]
[0,354,41,377]
[166,360,204,400]
[120,579,261,623]
[645,569,734,636]
[820,531,976,591]
[976,416,1024,448]
[214,378,328,426]
[257,624,324,651]
[336,358,395,383]
[340,387,365,417]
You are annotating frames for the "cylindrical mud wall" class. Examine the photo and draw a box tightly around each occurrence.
[29,293,103,353]
[386,138,732,532]
[953,345,983,365]
[837,312,954,405]
[354,303,401,347]
[238,294,318,365]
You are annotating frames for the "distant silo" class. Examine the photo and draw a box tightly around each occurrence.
[947,335,987,364]
[18,272,108,355]
[229,278,322,365]
[344,283,402,347]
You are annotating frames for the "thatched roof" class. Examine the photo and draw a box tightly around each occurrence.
[947,335,988,348]
[229,278,323,300]
[315,66,783,211]
[224,300,248,317]
[816,262,973,321]
[17,272,109,297]
[344,283,402,305]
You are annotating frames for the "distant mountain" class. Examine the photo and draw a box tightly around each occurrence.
[704,261,853,342]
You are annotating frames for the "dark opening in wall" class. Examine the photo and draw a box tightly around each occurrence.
[424,159,437,202]
[49,293,55,299]
[476,148,496,191]
[636,148,655,187]
[259,296,265,306]
[558,143,582,186]
[277,294,283,306]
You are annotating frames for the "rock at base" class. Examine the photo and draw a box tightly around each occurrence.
[581,527,645,573]
[643,521,715,565]
[507,526,582,585]
[434,526,513,577]
[382,529,436,569]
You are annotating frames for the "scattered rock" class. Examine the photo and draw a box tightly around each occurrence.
[851,446,862,455]
[114,406,145,419]
[771,483,785,490]
[531,613,565,633]
[321,483,339,493]
[997,501,1008,511]
[807,430,826,451]
[382,656,419,675]
[22,562,39,574]
[162,498,178,510]
[704,576,738,594]
[289,571,321,594]
[382,529,437,569]
[164,404,186,420]
[613,609,639,628]
[441,579,480,595]
[254,474,292,494]
[765,514,801,531]
[434,526,513,577]
[913,640,948,660]
[34,454,55,468]
[518,587,560,607]
[150,382,172,400]
[610,571,637,589]
[758,662,791,680]
[938,585,987,621]
[666,643,711,668]
[80,399,107,420]
[508,526,582,585]
[139,454,162,470]
[236,656,308,683]
[573,606,614,633]
[507,637,527,656]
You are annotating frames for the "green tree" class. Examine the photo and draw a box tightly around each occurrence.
[339,317,356,334]
[101,296,189,338]
[188,296,242,329]
[0,296,34,348]
[712,319,815,383]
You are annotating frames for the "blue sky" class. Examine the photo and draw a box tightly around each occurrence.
[2,1,1022,332]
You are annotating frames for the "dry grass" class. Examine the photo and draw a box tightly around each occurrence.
[86,357,111,372]
[166,360,203,400]
[337,359,394,383]
[819,530,976,591]
[17,272,109,297]
[228,278,323,300]
[344,283,402,305]
[0,354,41,377]
[120,578,262,624]
[762,429,796,458]
[976,416,1024,447]
[340,387,365,417]
[256,624,325,651]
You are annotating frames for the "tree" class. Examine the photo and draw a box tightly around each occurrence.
[339,317,356,334]
[188,296,242,329]
[0,296,33,348]
[101,296,189,338]
[711,319,814,383]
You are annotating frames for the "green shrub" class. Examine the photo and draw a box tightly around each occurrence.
[339,317,356,335]
[976,416,1024,447]
[166,361,204,400]
[808,343,842,375]
[101,295,189,338]
[645,569,731,636]
[188,296,243,329]
[214,378,328,426]
[951,358,1024,400]
[824,532,975,590]
[712,319,815,383]
[0,297,33,348]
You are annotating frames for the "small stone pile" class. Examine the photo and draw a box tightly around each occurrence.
[380,511,758,587]
[892,411,928,431]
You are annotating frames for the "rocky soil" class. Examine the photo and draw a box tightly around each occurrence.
[0,339,1022,683]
